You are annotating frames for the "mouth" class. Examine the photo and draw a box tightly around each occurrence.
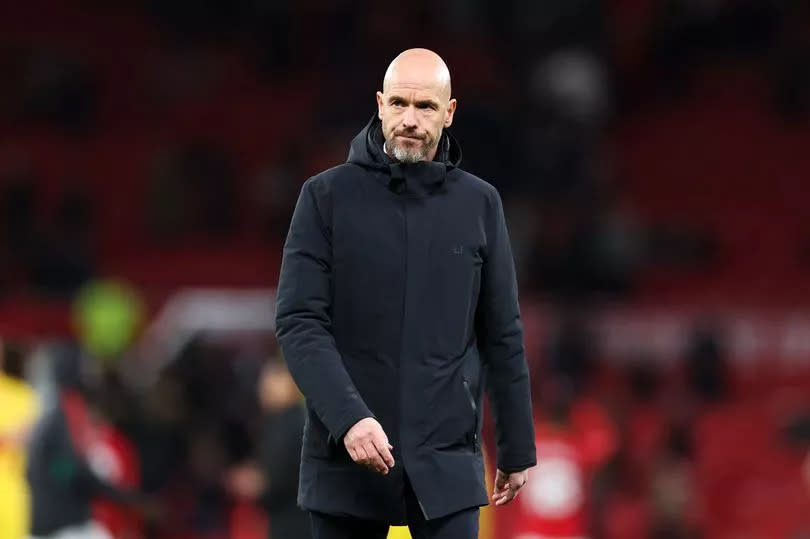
[395,133,424,141]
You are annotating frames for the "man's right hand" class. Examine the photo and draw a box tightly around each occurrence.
[343,417,395,475]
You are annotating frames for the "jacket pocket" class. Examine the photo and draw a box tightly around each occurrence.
[462,377,480,453]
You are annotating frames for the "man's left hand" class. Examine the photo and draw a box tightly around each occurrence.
[491,468,528,506]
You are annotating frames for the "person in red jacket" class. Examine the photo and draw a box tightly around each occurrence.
[499,378,617,539]
[90,421,143,539]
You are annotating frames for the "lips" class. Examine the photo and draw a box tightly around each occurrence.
[395,133,424,141]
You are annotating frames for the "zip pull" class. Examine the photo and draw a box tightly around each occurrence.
[462,378,477,413]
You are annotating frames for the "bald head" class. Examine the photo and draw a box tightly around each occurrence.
[376,49,457,163]
[383,48,452,101]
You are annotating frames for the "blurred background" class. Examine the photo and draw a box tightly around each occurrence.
[2,0,810,538]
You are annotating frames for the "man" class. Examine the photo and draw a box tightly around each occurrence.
[26,345,144,539]
[275,48,536,539]
[227,358,311,539]
[0,341,40,539]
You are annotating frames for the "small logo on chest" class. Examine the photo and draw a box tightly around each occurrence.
[451,245,464,255]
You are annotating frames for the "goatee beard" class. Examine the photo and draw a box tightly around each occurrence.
[387,136,436,163]
[391,144,429,163]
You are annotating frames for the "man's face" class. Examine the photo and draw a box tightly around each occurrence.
[376,84,456,163]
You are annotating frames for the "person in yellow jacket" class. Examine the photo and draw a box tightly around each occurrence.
[0,341,40,539]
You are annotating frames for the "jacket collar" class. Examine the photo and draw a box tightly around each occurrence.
[369,118,452,194]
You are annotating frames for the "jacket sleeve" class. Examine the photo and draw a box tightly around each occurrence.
[477,188,537,473]
[275,178,374,441]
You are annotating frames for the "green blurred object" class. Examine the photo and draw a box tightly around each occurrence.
[73,279,145,362]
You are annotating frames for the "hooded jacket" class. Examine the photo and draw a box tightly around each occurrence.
[275,116,536,523]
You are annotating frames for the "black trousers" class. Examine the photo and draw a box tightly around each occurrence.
[309,476,480,539]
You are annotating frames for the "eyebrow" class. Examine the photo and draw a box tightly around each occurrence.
[388,95,440,108]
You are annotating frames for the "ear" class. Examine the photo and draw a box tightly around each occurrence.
[376,91,385,120]
[444,98,457,128]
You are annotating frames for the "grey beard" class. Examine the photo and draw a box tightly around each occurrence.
[391,144,428,163]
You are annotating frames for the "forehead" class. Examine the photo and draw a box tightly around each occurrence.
[385,84,444,103]
[384,65,450,101]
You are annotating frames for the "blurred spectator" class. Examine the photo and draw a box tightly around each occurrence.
[183,427,230,538]
[227,358,309,539]
[649,420,701,539]
[26,344,144,539]
[501,376,617,539]
[622,357,669,477]
[130,373,187,497]
[0,340,41,539]
[684,321,729,404]
[545,310,596,394]
[90,371,145,539]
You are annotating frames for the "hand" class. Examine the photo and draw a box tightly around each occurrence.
[492,468,528,506]
[343,417,395,475]
[226,463,266,499]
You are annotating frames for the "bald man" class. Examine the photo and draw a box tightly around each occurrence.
[275,49,536,539]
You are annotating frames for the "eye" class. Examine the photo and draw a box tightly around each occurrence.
[391,99,404,107]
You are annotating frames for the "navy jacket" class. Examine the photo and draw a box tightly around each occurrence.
[275,117,536,523]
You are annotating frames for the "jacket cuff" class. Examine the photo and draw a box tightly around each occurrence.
[331,407,376,444]
[497,457,537,474]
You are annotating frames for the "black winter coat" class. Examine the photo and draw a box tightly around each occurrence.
[275,117,536,523]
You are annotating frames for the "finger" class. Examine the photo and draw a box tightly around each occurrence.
[498,483,524,506]
[491,487,509,502]
[495,489,516,506]
[354,445,369,464]
[363,442,387,474]
[372,438,395,469]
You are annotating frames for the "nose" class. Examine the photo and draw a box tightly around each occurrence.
[402,105,417,129]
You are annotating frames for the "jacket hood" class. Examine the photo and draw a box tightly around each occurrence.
[346,116,463,185]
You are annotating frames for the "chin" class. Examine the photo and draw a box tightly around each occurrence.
[392,147,426,163]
